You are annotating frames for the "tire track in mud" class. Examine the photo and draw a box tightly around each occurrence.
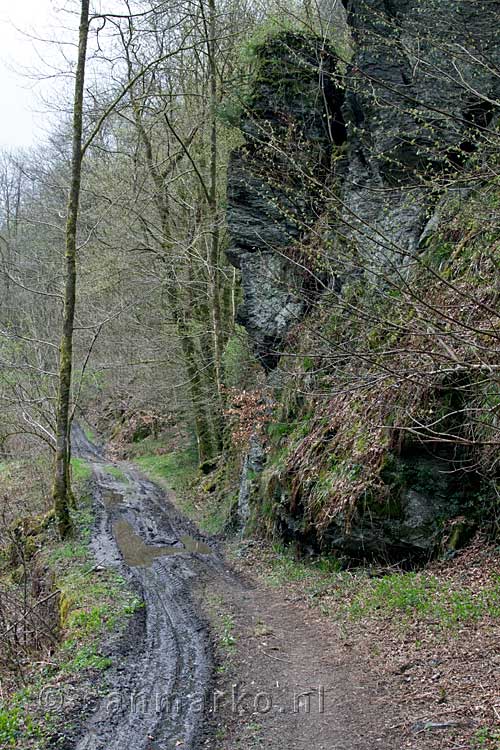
[72,426,216,750]
[70,426,407,750]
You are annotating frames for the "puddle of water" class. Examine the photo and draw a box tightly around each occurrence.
[102,489,123,508]
[113,519,211,567]
[180,535,212,554]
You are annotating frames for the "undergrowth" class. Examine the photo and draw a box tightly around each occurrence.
[102,464,128,482]
[0,459,142,749]
[134,443,198,493]
[70,457,93,483]
[347,571,500,626]
[132,439,236,534]
[255,181,500,550]
[258,543,500,630]
[205,594,237,655]
[472,727,500,749]
[49,493,142,674]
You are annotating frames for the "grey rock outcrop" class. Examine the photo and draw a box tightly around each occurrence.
[322,455,477,561]
[227,3,499,560]
[226,1,499,354]
[226,31,345,368]
[237,434,265,531]
[340,0,500,269]
[261,447,479,561]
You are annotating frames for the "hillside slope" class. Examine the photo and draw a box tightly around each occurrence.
[224,0,499,560]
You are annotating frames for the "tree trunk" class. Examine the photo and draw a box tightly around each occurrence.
[178,325,216,463]
[52,0,90,539]
[208,0,224,398]
[206,0,226,454]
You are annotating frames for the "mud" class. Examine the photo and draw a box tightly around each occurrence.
[113,519,211,567]
[71,424,217,750]
[69,424,408,750]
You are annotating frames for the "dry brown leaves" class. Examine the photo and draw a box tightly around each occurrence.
[223,387,274,448]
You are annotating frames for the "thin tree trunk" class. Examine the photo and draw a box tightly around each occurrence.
[207,0,226,454]
[178,325,216,463]
[208,0,224,397]
[52,0,90,538]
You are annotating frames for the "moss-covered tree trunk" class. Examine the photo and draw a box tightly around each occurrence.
[206,0,226,454]
[208,0,224,399]
[178,322,217,463]
[52,0,90,539]
[127,75,220,464]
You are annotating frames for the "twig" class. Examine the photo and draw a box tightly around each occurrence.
[261,649,290,663]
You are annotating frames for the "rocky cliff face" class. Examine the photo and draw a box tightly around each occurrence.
[340,0,499,270]
[226,1,499,354]
[225,2,499,558]
[226,31,345,368]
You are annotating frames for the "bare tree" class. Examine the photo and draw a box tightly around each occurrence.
[52,0,91,538]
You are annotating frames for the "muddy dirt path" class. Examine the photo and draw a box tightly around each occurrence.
[71,425,404,750]
[72,426,219,750]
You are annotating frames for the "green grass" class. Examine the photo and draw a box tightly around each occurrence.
[219,613,236,652]
[472,727,500,749]
[267,554,317,585]
[82,423,96,442]
[135,445,198,492]
[71,457,92,482]
[51,498,143,675]
[103,464,128,482]
[265,545,342,586]
[121,435,167,458]
[0,477,142,749]
[48,539,88,563]
[196,499,234,535]
[347,571,500,627]
[0,707,20,747]
[60,644,113,673]
[256,545,500,631]
[0,696,46,747]
[205,595,237,654]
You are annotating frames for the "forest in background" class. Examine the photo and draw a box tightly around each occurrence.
[0,0,497,542]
